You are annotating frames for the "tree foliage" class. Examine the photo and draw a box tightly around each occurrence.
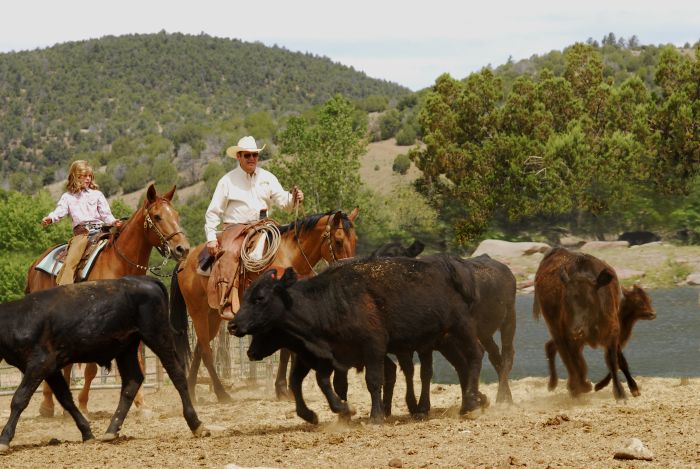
[412,42,700,244]
[269,95,366,216]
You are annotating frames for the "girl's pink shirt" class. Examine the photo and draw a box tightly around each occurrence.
[47,189,117,228]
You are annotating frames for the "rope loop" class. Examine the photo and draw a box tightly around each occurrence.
[240,221,282,272]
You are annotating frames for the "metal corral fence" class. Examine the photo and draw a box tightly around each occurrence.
[0,322,279,396]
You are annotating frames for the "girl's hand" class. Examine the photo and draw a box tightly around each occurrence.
[41,217,52,227]
[114,220,123,228]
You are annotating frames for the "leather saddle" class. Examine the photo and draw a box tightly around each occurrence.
[35,232,111,281]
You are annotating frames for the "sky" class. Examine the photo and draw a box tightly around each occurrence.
[1,1,699,91]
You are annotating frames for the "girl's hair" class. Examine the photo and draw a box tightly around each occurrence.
[66,160,99,193]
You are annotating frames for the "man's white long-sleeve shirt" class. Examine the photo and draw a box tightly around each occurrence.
[204,166,293,242]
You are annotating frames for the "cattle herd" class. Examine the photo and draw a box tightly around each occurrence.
[0,245,655,454]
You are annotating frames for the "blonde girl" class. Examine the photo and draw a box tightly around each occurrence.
[42,160,121,284]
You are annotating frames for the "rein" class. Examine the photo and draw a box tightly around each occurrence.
[113,200,184,276]
[294,206,340,274]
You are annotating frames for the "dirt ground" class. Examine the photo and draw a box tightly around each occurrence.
[1,372,698,468]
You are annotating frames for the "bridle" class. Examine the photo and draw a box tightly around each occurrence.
[114,199,185,274]
[321,221,338,263]
[295,211,348,273]
[143,208,185,258]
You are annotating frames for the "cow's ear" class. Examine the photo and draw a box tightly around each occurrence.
[559,266,570,284]
[280,267,298,288]
[408,240,425,257]
[596,268,615,288]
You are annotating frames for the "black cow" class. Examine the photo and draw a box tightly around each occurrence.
[371,239,425,258]
[617,231,660,246]
[390,254,516,416]
[229,255,484,424]
[0,276,208,453]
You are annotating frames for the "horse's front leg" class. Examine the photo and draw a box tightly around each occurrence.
[275,348,293,400]
[132,344,151,414]
[77,362,98,415]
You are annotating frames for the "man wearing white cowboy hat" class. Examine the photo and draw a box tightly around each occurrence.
[204,135,304,319]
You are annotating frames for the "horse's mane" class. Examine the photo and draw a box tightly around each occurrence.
[278,210,354,236]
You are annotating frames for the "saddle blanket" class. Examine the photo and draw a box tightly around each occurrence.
[35,239,109,281]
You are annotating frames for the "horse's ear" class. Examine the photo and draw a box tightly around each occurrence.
[146,184,157,205]
[163,185,176,201]
[348,207,359,222]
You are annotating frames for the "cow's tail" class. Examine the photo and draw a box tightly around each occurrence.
[169,267,191,371]
[532,290,542,320]
[445,255,479,306]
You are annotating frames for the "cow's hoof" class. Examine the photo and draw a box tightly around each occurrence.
[369,415,384,425]
[547,378,558,392]
[83,436,97,444]
[0,443,9,454]
[411,412,429,421]
[39,403,54,418]
[298,410,319,425]
[193,424,211,438]
[631,389,641,398]
[98,432,118,442]
[345,403,357,417]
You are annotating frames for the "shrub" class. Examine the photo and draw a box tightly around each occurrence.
[395,126,417,146]
[392,154,411,175]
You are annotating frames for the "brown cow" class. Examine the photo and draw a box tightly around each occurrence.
[592,285,655,395]
[541,284,655,397]
[533,247,630,400]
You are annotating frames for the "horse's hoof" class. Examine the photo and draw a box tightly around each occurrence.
[216,393,233,404]
[83,436,97,444]
[98,432,118,442]
[193,424,211,438]
[275,386,293,401]
[39,404,54,418]
[136,407,155,419]
[412,412,429,421]
[0,443,9,454]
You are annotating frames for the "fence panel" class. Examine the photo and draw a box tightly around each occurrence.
[0,321,278,396]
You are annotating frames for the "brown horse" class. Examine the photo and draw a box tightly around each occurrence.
[170,208,358,402]
[25,184,190,417]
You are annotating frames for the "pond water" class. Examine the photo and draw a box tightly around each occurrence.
[432,287,700,384]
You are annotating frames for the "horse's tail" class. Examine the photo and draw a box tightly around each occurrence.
[169,267,191,371]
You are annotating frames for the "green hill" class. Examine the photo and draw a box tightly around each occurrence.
[0,32,409,188]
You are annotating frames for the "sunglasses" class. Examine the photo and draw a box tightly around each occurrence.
[241,152,259,159]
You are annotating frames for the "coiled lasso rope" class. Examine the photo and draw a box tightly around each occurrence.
[240,220,282,272]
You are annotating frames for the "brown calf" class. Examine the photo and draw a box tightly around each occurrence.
[534,247,630,400]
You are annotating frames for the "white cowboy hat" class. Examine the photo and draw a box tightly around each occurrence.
[225,136,266,157]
